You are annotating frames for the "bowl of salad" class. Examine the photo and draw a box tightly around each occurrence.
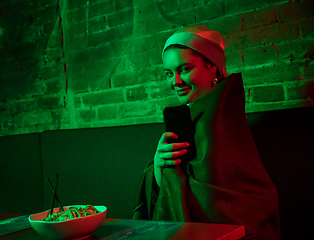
[29,205,107,240]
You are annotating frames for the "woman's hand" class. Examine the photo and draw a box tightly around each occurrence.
[154,132,189,187]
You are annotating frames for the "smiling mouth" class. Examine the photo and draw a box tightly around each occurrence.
[175,88,191,96]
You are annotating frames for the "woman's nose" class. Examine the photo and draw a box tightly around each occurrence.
[173,72,184,86]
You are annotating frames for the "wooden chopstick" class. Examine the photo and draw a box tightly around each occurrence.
[46,177,65,212]
[49,174,60,216]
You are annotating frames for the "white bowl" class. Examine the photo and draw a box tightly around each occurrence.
[29,205,107,240]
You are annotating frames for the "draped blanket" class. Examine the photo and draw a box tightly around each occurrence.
[132,73,280,240]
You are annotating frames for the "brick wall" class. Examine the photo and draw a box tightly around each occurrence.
[0,0,313,136]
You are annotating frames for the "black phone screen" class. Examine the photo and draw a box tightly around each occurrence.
[163,105,197,161]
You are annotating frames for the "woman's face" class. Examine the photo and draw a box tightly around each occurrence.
[163,47,217,105]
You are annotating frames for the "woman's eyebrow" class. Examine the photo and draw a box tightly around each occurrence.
[164,63,191,71]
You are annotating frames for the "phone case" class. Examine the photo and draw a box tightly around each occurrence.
[163,105,197,162]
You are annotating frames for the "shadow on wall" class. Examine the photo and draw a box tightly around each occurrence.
[0,1,60,101]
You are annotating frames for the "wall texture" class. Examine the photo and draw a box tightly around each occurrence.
[0,0,313,136]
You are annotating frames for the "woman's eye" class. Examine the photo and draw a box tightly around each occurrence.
[165,72,173,78]
[180,67,190,73]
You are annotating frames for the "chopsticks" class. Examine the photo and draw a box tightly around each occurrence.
[46,174,65,216]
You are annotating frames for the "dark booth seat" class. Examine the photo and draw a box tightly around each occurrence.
[0,106,313,240]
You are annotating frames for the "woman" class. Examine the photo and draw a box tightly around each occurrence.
[133,25,280,240]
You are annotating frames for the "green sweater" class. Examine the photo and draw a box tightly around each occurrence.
[133,73,280,240]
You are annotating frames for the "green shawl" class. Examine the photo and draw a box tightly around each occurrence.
[133,73,280,240]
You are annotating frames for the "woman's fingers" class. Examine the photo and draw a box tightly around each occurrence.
[159,159,182,167]
[154,132,189,169]
[159,132,178,144]
[158,148,187,159]
[172,149,187,159]
[158,142,189,152]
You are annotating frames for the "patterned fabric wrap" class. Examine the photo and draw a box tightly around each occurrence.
[132,73,280,240]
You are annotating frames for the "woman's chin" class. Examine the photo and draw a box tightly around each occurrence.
[177,95,193,105]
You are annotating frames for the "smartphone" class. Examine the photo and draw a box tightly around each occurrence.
[163,105,197,162]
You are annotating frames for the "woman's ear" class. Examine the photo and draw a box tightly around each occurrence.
[210,65,217,74]
[206,63,217,74]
